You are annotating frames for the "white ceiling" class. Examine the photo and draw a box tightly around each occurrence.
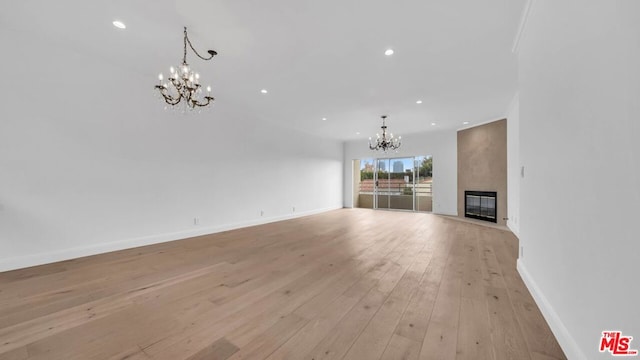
[1,0,525,140]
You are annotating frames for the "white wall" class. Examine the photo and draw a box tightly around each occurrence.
[506,93,520,236]
[517,1,640,359]
[0,29,343,272]
[343,129,457,216]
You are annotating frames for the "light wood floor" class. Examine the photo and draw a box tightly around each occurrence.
[0,209,566,360]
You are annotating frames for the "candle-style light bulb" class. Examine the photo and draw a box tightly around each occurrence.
[206,86,211,93]
[158,73,163,81]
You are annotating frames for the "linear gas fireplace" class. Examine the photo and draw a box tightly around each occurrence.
[465,191,497,223]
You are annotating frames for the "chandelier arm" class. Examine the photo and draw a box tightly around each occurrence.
[192,96,215,107]
[168,96,183,106]
[162,94,183,106]
[155,86,183,106]
[159,94,181,106]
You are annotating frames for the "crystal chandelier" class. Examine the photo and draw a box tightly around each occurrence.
[369,115,401,152]
[155,27,217,110]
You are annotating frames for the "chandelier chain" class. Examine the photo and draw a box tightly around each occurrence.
[183,27,215,62]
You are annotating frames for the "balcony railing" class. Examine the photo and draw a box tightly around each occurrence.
[358,179,432,195]
[357,179,432,211]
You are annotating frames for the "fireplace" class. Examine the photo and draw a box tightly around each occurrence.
[465,191,497,223]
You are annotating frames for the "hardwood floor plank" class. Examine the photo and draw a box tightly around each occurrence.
[455,228,494,360]
[343,235,431,360]
[418,229,465,360]
[0,262,229,354]
[226,314,307,360]
[185,337,240,360]
[493,231,566,360]
[0,346,28,360]
[456,298,494,360]
[380,334,421,360]
[142,266,333,358]
[485,286,531,360]
[392,232,450,344]
[303,288,388,360]
[266,295,361,360]
[107,348,152,360]
[0,209,565,360]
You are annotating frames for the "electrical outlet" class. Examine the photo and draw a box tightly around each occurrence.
[292,206,296,212]
[194,217,200,225]
[260,210,264,217]
[520,246,524,258]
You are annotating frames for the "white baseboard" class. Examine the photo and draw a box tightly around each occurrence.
[0,205,342,273]
[435,210,458,216]
[517,260,586,360]
[507,221,520,237]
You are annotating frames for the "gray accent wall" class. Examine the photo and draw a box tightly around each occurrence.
[457,119,508,226]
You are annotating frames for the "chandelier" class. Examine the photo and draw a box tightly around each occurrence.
[369,115,401,152]
[155,27,217,110]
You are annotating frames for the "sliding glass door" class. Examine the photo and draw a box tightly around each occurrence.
[374,159,390,209]
[373,157,415,211]
[388,157,414,210]
[415,156,433,211]
[356,155,432,212]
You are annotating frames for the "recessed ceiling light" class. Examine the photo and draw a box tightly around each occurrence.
[463,121,469,125]
[431,122,436,126]
[112,20,126,29]
[416,100,422,104]
[356,132,360,135]
[261,89,268,94]
[322,117,327,121]
[384,49,394,56]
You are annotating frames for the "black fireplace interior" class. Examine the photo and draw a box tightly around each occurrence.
[465,191,497,223]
